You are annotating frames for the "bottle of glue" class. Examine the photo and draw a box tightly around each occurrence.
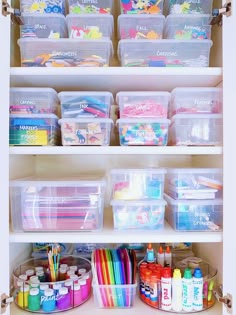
[157,246,164,267]
[146,243,155,263]
[164,246,172,268]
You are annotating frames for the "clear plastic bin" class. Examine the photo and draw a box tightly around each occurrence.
[18,38,113,67]
[169,114,223,146]
[13,256,92,313]
[117,118,170,145]
[20,0,66,14]
[116,91,170,118]
[9,114,59,146]
[165,168,223,200]
[20,13,67,38]
[66,14,114,39]
[164,14,212,40]
[59,118,113,145]
[10,176,106,231]
[120,0,164,14]
[118,14,165,40]
[164,194,223,231]
[68,0,113,14]
[92,283,137,308]
[118,39,212,67]
[110,168,166,200]
[169,87,223,117]
[111,200,166,230]
[10,87,59,115]
[167,0,213,14]
[58,91,113,118]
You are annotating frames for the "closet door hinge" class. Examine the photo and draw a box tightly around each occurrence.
[213,285,232,313]
[1,0,23,24]
[1,294,13,314]
[211,1,231,26]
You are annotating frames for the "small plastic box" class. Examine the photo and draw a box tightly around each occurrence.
[66,14,114,39]
[20,13,67,38]
[92,283,137,308]
[116,91,170,118]
[120,0,164,14]
[59,118,113,145]
[68,0,113,14]
[10,176,106,231]
[165,168,223,200]
[164,194,223,231]
[18,38,113,67]
[167,0,213,14]
[117,118,170,145]
[169,114,223,146]
[164,14,212,40]
[111,200,166,230]
[118,14,165,40]
[9,114,59,146]
[110,168,166,200]
[10,87,59,115]
[169,87,223,117]
[118,39,212,67]
[58,91,113,118]
[20,0,66,14]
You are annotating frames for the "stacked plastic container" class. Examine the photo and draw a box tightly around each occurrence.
[164,168,223,231]
[168,87,223,146]
[110,168,167,230]
[9,87,60,146]
[116,91,171,145]
[58,91,114,145]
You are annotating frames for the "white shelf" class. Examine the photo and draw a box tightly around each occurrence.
[10,67,222,92]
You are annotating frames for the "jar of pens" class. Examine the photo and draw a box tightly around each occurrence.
[12,244,92,313]
[138,244,217,313]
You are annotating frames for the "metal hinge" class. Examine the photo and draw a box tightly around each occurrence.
[1,0,23,24]
[1,294,13,314]
[211,1,232,26]
[213,285,232,313]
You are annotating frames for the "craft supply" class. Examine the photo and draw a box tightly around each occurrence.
[182,268,193,312]
[157,246,164,267]
[161,267,172,311]
[17,285,30,308]
[164,246,172,267]
[68,0,113,14]
[57,287,71,310]
[28,288,40,311]
[193,268,203,311]
[42,288,56,312]
[171,268,182,311]
[20,0,66,14]
[70,283,82,306]
[168,0,213,14]
[120,0,164,14]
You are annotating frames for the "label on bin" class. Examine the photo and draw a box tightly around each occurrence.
[10,130,48,145]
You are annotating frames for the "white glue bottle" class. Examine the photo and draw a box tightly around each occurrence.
[157,246,165,267]
[171,268,182,312]
[192,267,203,311]
[182,268,193,312]
[161,267,172,311]
[164,246,172,267]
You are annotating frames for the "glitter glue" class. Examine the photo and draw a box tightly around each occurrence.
[182,268,193,312]
[17,284,30,308]
[172,268,182,312]
[70,283,82,307]
[161,267,172,311]
[193,267,203,311]
[28,288,40,311]
[42,288,56,312]
[57,287,71,310]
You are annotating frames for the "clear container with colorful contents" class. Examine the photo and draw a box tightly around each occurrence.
[9,114,59,146]
[66,14,114,39]
[164,194,223,231]
[13,256,92,313]
[118,39,212,67]
[18,38,113,67]
[169,87,222,117]
[169,114,223,146]
[10,87,59,115]
[59,91,113,118]
[120,0,164,14]
[20,0,66,14]
[59,118,113,145]
[165,168,223,200]
[110,168,166,200]
[10,176,106,231]
[20,13,67,38]
[68,0,113,14]
[167,0,213,14]
[111,200,166,230]
[164,14,212,40]
[117,118,170,145]
[118,14,165,40]
[116,91,170,118]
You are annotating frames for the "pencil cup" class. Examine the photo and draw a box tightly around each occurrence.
[13,256,92,313]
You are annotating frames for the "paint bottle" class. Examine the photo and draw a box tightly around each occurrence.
[79,278,89,301]
[30,279,40,289]
[161,267,172,311]
[78,268,86,276]
[53,283,62,296]
[39,284,49,303]
[69,265,78,273]
[36,270,46,282]
[57,287,71,310]
[172,268,182,312]
[83,273,92,290]
[193,267,203,311]
[66,270,75,279]
[35,266,44,273]
[157,246,164,267]
[19,274,27,282]
[59,267,67,281]
[60,263,68,270]
[42,288,56,312]
[182,268,193,312]
[70,283,82,307]
[69,274,79,283]
[28,288,40,311]
[17,284,30,308]
[164,246,172,267]
[64,279,73,292]
[25,269,34,279]
[146,243,156,263]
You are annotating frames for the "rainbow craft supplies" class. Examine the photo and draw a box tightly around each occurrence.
[10,176,106,231]
[167,0,213,15]
[20,0,66,14]
[120,0,164,14]
[138,256,217,312]
[68,0,113,14]
[13,254,92,313]
[91,248,137,308]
